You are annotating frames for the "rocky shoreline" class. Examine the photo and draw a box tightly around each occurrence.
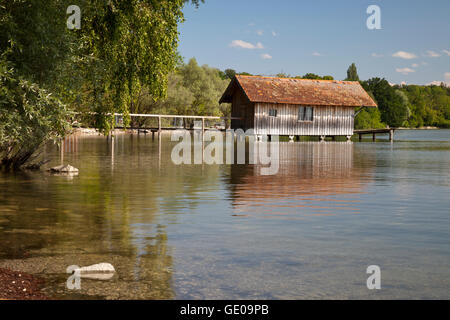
[0,268,48,300]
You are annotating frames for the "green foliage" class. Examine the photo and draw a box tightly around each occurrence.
[300,73,334,80]
[0,2,74,169]
[361,78,409,127]
[400,84,450,128]
[224,69,236,79]
[0,0,74,88]
[1,0,202,168]
[0,59,71,170]
[345,63,359,81]
[72,0,187,134]
[354,108,384,129]
[128,58,230,127]
[359,78,450,129]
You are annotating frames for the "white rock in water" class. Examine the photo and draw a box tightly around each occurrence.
[79,273,115,280]
[49,164,79,173]
[77,263,115,274]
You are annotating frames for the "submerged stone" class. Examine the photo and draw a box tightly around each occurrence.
[49,164,79,173]
[77,263,115,274]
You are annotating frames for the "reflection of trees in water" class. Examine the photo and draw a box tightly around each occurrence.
[0,133,226,297]
[0,134,224,298]
[228,142,375,215]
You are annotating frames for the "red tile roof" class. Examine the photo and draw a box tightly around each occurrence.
[219,75,377,107]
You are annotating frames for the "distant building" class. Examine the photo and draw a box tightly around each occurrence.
[219,75,377,140]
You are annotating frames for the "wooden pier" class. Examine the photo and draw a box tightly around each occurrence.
[354,128,396,142]
[112,113,242,134]
[75,112,396,142]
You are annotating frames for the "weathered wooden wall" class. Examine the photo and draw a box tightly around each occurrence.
[253,103,355,136]
[231,88,253,130]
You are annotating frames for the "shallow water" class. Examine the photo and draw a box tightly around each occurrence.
[0,129,449,299]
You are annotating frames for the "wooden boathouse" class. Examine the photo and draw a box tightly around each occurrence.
[219,75,377,140]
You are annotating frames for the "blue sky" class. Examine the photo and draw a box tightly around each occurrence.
[178,0,450,85]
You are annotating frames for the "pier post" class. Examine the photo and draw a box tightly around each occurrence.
[60,138,64,165]
[389,129,394,142]
[359,134,362,141]
[158,116,161,136]
[372,133,376,142]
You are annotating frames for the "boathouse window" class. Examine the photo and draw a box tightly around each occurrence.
[269,109,277,117]
[298,106,313,121]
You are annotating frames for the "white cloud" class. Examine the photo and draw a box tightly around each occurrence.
[442,50,450,56]
[425,50,441,58]
[411,63,419,68]
[392,51,417,59]
[261,53,272,60]
[312,52,323,56]
[396,67,415,75]
[428,73,450,86]
[271,31,278,37]
[427,81,443,86]
[445,72,450,83]
[371,53,383,58]
[230,40,264,49]
[256,30,263,36]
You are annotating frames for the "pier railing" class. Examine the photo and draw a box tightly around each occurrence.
[354,128,396,141]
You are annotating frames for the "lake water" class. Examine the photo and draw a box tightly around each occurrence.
[0,129,449,299]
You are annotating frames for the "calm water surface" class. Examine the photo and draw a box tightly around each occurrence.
[0,129,449,299]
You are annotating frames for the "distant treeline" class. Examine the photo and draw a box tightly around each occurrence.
[358,78,450,129]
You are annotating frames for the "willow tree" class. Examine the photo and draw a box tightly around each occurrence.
[0,0,202,169]
[76,0,198,134]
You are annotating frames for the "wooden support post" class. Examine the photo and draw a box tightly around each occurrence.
[372,133,376,142]
[359,133,362,142]
[60,138,64,165]
[389,129,394,142]
[158,129,161,169]
[202,117,205,134]
[158,116,161,135]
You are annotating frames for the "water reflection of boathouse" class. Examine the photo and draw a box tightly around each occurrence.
[229,142,374,215]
